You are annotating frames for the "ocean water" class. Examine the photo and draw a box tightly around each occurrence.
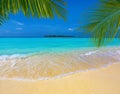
[0,38,120,80]
[0,38,96,55]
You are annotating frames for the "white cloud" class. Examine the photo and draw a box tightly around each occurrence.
[16,28,23,30]
[16,22,24,26]
[68,28,74,31]
[12,20,24,26]
[5,30,10,32]
[0,30,10,33]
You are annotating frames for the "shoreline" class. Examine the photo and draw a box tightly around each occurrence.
[1,47,120,79]
[0,63,120,94]
[0,62,119,81]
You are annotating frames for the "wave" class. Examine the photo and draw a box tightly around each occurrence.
[84,50,98,56]
[0,47,120,81]
[0,54,27,60]
[0,62,119,81]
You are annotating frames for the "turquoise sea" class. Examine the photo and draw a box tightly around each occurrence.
[0,38,120,55]
[0,38,95,55]
[0,38,120,80]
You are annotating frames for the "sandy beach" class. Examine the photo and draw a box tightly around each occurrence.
[0,63,120,94]
[0,0,120,94]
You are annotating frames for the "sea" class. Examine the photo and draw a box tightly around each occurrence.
[0,38,120,81]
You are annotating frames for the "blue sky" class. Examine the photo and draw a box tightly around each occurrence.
[0,0,99,37]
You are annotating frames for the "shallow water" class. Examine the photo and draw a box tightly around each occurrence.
[0,38,120,80]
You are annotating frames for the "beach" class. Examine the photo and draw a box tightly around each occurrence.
[0,63,120,94]
[0,0,120,93]
[0,38,120,94]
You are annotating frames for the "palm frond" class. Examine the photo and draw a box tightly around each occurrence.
[0,0,66,19]
[0,0,66,25]
[83,0,120,47]
[0,2,8,25]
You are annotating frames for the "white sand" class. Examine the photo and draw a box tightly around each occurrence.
[0,63,120,94]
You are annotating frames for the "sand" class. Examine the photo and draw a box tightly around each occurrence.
[0,63,120,94]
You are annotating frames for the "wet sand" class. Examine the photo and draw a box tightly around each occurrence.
[0,63,120,94]
[1,48,120,79]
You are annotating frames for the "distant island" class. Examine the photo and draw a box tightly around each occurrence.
[44,35,76,38]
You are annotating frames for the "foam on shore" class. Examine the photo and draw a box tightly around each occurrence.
[0,47,120,81]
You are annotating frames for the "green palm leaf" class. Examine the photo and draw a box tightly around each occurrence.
[0,1,8,25]
[0,15,8,25]
[83,0,120,47]
[0,0,66,25]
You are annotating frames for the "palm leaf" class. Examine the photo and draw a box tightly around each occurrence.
[0,1,8,25]
[0,15,7,25]
[83,0,120,47]
[0,0,66,25]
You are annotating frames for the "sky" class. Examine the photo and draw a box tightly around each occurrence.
[0,0,99,37]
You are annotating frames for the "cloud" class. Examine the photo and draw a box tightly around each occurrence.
[68,28,74,31]
[16,28,23,30]
[0,30,10,33]
[12,20,24,26]
[5,30,10,32]
[16,22,24,26]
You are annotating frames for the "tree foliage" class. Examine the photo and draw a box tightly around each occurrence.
[83,0,120,46]
[0,0,66,25]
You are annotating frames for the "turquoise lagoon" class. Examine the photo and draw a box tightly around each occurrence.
[0,38,120,54]
[0,38,120,80]
[0,38,96,55]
